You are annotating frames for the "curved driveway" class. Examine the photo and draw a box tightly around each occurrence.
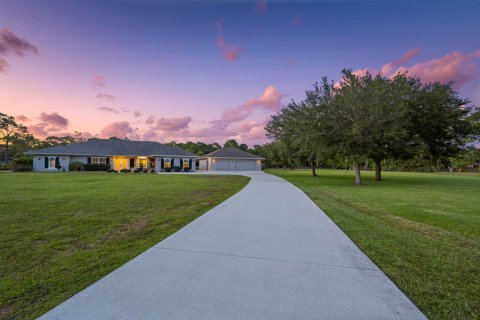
[40,172,426,320]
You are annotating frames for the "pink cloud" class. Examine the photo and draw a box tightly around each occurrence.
[16,114,30,122]
[0,56,7,72]
[154,116,193,131]
[292,14,302,26]
[145,116,155,125]
[100,121,133,138]
[39,112,69,129]
[96,93,115,101]
[97,106,119,114]
[255,0,268,14]
[28,123,49,137]
[215,21,242,62]
[133,111,141,117]
[346,49,480,88]
[245,85,287,110]
[91,74,106,89]
[395,50,480,87]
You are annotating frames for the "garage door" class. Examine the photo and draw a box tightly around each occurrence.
[235,160,257,171]
[216,159,230,171]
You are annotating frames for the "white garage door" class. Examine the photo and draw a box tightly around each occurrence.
[235,159,257,171]
[216,159,230,171]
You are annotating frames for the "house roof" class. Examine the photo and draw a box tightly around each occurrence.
[201,147,263,159]
[29,139,198,157]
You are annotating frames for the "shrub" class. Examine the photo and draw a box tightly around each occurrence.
[0,164,11,170]
[13,157,32,172]
[184,167,191,172]
[174,166,181,172]
[120,168,130,173]
[84,163,110,171]
[69,161,84,171]
[164,167,171,172]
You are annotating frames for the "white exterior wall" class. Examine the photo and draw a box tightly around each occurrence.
[155,157,196,171]
[200,158,262,171]
[33,155,70,172]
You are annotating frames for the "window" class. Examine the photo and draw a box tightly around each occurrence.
[138,158,147,167]
[92,157,106,164]
[49,157,55,168]
[183,159,189,169]
[164,159,171,169]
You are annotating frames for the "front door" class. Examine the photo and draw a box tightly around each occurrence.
[229,159,236,171]
[130,158,135,168]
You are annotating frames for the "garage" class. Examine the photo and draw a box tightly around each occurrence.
[198,148,263,171]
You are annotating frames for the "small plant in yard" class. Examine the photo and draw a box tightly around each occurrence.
[164,167,171,172]
[12,156,32,172]
[174,166,181,172]
[120,168,130,173]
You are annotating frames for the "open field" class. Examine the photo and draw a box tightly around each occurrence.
[268,169,480,320]
[0,171,249,320]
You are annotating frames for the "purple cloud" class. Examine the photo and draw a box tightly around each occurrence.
[97,106,119,114]
[96,93,115,101]
[154,116,193,131]
[100,121,133,138]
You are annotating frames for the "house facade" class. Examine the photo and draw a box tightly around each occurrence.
[198,148,263,171]
[29,139,198,172]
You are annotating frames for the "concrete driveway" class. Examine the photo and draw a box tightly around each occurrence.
[39,172,426,320]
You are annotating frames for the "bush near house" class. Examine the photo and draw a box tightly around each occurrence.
[120,168,130,173]
[84,163,110,171]
[164,167,171,172]
[173,166,181,172]
[69,161,84,171]
[12,156,32,172]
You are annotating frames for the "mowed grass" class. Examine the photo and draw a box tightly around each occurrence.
[0,171,249,320]
[268,169,480,320]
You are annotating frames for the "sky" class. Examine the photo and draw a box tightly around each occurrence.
[1,0,479,146]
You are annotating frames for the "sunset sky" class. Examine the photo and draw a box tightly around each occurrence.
[1,0,479,146]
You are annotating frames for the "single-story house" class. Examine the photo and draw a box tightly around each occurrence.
[198,148,263,171]
[28,139,198,172]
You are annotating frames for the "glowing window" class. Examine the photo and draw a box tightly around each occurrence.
[183,160,189,169]
[165,159,171,169]
[49,158,55,168]
[92,157,106,164]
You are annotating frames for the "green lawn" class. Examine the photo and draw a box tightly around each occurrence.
[0,171,249,320]
[268,169,480,320]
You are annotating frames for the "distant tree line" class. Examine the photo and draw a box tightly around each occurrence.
[263,70,480,184]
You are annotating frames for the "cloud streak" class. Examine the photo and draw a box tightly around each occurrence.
[96,93,115,101]
[91,74,106,89]
[0,29,38,73]
[215,21,242,62]
[97,106,119,114]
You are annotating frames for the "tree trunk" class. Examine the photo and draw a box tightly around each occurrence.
[353,161,362,185]
[4,139,8,165]
[311,159,316,177]
[375,159,382,181]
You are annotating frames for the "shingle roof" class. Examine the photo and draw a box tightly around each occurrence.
[29,139,197,157]
[201,147,263,159]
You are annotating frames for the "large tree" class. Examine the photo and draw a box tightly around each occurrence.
[407,81,477,169]
[266,78,335,176]
[332,70,421,183]
[0,113,28,165]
